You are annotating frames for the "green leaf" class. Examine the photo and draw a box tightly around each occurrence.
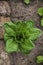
[4,33,10,41]
[5,22,17,31]
[6,39,18,53]
[37,56,43,63]
[4,24,15,36]
[41,18,43,26]
[29,28,42,40]
[20,39,35,54]
[24,0,30,4]
[16,21,22,31]
[25,20,35,28]
[38,8,43,16]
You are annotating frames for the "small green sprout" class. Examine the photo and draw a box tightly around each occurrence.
[37,8,43,26]
[24,0,30,4]
[41,18,43,26]
[37,56,43,64]
[37,8,43,16]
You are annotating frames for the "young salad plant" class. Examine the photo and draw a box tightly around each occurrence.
[37,8,43,26]
[37,56,43,64]
[4,20,42,54]
[38,8,43,16]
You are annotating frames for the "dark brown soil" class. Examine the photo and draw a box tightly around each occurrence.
[0,0,43,65]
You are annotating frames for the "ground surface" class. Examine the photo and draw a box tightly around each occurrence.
[0,0,43,65]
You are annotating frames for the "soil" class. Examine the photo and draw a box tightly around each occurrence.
[0,0,43,65]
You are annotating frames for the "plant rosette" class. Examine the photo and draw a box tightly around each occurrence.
[4,20,42,54]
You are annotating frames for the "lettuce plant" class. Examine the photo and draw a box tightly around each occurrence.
[4,20,42,54]
[37,56,43,63]
[38,8,43,26]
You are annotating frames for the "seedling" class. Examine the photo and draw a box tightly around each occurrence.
[41,18,43,26]
[37,8,43,16]
[37,8,43,26]
[37,56,43,63]
[24,0,30,4]
[4,20,42,54]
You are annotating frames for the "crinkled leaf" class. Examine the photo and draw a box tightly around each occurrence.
[38,8,43,16]
[20,39,35,54]
[4,24,15,36]
[5,22,17,31]
[29,28,42,40]
[6,39,18,53]
[16,21,22,32]
[4,33,10,41]
[25,20,35,28]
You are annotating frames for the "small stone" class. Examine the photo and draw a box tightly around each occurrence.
[1,52,8,60]
[0,1,11,16]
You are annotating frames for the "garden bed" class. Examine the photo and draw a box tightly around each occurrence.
[0,0,43,65]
